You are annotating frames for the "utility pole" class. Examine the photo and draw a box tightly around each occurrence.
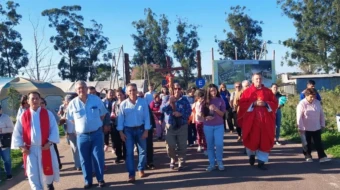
[124,53,130,85]
[197,50,202,78]
[211,47,214,83]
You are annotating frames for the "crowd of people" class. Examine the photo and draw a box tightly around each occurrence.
[0,73,332,189]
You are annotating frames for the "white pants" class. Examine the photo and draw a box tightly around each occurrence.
[26,145,60,190]
[246,148,269,163]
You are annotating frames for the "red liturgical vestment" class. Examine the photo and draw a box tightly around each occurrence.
[22,108,54,175]
[237,84,278,152]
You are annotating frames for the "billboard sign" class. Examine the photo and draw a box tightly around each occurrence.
[213,60,275,88]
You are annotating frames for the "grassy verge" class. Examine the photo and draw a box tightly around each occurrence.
[281,90,340,158]
[283,131,340,158]
[59,125,65,136]
[0,149,22,183]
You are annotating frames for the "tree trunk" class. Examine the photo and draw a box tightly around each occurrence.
[6,53,11,77]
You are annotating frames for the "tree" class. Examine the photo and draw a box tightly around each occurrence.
[172,18,200,88]
[131,8,170,68]
[216,6,263,60]
[277,0,340,73]
[92,52,115,81]
[42,5,87,81]
[7,86,20,117]
[24,17,55,81]
[82,20,110,81]
[0,1,29,77]
[131,64,163,88]
[42,6,111,81]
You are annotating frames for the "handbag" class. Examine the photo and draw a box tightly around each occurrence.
[0,133,12,148]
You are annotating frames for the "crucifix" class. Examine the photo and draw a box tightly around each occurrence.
[155,56,184,95]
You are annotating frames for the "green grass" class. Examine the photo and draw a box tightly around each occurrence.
[0,149,22,183]
[59,125,65,136]
[283,131,340,158]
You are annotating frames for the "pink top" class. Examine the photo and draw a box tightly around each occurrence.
[296,98,325,131]
[194,101,204,123]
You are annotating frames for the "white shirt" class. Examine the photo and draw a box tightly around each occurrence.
[144,91,156,105]
[67,94,107,133]
[117,97,151,131]
[11,107,60,148]
[0,114,14,134]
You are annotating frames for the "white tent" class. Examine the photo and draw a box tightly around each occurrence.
[0,77,65,120]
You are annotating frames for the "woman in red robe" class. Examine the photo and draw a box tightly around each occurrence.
[237,73,278,170]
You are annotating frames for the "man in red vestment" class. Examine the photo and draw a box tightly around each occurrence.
[237,73,278,170]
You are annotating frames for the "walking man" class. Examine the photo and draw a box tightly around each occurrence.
[66,80,109,188]
[237,73,278,170]
[12,92,60,190]
[117,83,151,183]
[161,84,191,170]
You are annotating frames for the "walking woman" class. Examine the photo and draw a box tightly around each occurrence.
[203,84,226,171]
[297,88,331,163]
[219,84,233,133]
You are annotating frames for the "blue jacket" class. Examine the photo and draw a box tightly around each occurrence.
[220,91,231,110]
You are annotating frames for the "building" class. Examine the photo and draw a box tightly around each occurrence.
[290,74,340,93]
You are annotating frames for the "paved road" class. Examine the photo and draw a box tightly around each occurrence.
[3,133,340,190]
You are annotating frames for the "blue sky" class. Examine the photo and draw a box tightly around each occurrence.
[13,0,298,81]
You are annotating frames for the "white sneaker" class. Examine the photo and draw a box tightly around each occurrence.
[104,145,108,152]
[306,158,313,162]
[319,157,331,163]
[206,165,215,172]
[203,150,208,156]
[197,146,202,152]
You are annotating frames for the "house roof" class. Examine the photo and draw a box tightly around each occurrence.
[290,74,340,79]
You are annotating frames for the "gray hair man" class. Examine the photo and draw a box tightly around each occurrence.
[66,80,109,188]
[117,83,151,183]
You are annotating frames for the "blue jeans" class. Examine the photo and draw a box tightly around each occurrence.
[203,124,224,166]
[124,127,147,177]
[276,109,282,140]
[0,147,11,176]
[77,129,105,185]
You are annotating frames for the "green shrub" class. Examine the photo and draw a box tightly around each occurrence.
[59,125,65,136]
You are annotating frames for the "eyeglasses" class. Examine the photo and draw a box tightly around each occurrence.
[174,88,181,90]
[235,86,240,88]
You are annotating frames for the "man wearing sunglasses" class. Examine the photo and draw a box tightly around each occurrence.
[161,83,192,171]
